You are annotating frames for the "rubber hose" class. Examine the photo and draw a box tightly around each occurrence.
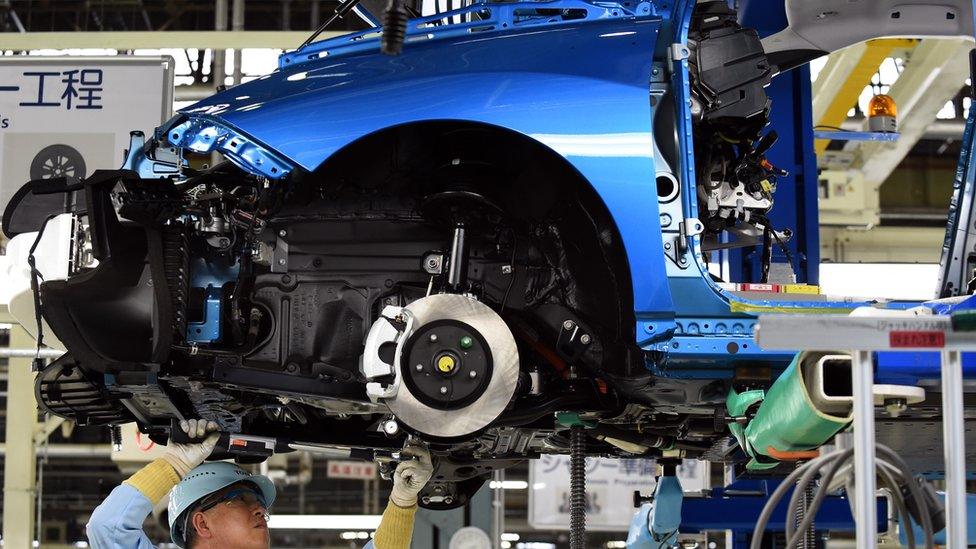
[569,425,587,549]
[381,0,408,55]
[876,445,935,548]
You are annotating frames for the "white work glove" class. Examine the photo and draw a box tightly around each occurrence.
[390,445,434,508]
[162,419,220,479]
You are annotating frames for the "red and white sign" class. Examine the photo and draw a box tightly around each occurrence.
[327,460,377,480]
[890,331,946,348]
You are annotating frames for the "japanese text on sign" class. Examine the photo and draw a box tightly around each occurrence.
[327,460,378,480]
[13,69,104,110]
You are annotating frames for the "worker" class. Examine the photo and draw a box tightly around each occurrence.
[87,419,434,548]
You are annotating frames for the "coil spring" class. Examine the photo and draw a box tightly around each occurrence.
[794,465,817,549]
[162,229,189,339]
[381,0,408,55]
[570,425,586,549]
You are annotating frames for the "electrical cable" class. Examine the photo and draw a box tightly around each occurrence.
[758,444,936,549]
[786,451,856,549]
[749,452,839,549]
[876,445,935,548]
[785,452,847,542]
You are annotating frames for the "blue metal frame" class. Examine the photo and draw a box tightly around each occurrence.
[627,478,887,549]
[813,130,900,142]
[185,257,240,345]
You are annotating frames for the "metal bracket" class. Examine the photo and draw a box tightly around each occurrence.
[271,233,289,273]
[670,43,690,62]
[677,217,704,257]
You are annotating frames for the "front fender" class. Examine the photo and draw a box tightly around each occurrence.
[178,16,673,315]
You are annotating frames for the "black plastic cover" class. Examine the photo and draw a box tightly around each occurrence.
[689,1,773,137]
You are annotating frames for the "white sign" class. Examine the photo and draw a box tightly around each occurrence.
[327,460,378,480]
[528,457,709,532]
[0,56,174,214]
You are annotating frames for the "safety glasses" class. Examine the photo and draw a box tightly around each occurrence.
[198,486,268,513]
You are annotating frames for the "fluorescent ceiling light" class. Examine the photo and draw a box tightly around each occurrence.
[267,515,382,530]
[489,480,528,490]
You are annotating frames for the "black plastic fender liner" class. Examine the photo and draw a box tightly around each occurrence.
[38,170,161,371]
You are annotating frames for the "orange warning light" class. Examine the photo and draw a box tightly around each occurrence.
[868,94,897,118]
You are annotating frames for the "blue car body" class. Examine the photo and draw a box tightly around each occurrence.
[148,0,891,380]
[8,0,974,499]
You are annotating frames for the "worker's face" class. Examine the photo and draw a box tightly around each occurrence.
[190,483,270,549]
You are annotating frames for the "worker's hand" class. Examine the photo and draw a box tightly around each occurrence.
[162,419,220,479]
[390,445,434,508]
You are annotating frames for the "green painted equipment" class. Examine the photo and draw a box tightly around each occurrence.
[728,352,853,470]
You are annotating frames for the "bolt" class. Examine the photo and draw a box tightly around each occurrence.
[277,258,286,266]
[440,386,448,394]
[501,265,513,274]
[885,398,908,417]
[580,334,592,345]
[444,496,454,505]
[279,229,287,238]
[429,333,438,342]
[421,496,431,505]
[652,68,660,75]
[286,363,298,373]
[426,258,439,269]
[218,238,230,247]
[469,371,477,379]
[562,320,575,331]
[383,420,399,436]
[415,364,424,372]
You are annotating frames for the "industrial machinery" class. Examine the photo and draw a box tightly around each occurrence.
[3,0,976,514]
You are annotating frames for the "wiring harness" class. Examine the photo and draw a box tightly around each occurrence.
[751,440,944,549]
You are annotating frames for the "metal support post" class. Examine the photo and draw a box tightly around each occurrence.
[231,0,245,85]
[941,350,967,548]
[213,0,228,89]
[851,350,877,549]
[2,323,38,547]
[491,469,505,548]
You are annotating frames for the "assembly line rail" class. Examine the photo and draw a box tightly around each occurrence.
[756,314,969,549]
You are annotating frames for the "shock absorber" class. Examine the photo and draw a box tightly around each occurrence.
[569,424,586,549]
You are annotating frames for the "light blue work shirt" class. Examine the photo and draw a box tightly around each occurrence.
[86,483,376,548]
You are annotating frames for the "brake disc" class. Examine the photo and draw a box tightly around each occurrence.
[362,293,519,440]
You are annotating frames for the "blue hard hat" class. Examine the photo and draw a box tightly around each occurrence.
[168,462,276,548]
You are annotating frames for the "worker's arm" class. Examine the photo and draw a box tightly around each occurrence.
[86,420,218,548]
[87,459,180,548]
[370,446,434,549]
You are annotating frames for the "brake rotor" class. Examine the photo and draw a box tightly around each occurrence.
[386,294,519,440]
